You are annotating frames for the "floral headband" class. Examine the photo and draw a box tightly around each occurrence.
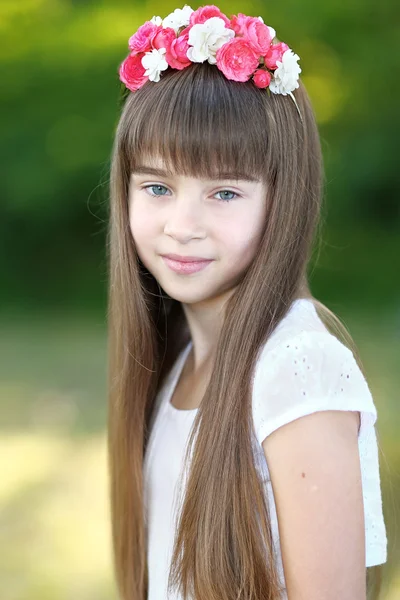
[118,4,303,121]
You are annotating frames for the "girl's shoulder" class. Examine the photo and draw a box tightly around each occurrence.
[251,298,377,445]
[259,297,329,349]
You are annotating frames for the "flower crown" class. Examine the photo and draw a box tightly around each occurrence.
[118,4,302,119]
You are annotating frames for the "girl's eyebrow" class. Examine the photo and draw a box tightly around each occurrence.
[132,165,258,183]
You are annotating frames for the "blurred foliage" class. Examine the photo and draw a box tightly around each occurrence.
[0,0,399,312]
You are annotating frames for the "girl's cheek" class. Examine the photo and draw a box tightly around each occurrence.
[130,215,160,250]
[129,201,149,232]
[223,222,251,246]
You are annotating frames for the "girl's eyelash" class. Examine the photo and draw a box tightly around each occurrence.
[140,184,240,202]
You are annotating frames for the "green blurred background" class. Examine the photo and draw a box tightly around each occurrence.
[1,0,399,598]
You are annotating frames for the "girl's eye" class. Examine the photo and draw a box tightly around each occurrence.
[141,185,239,203]
[214,190,239,202]
[142,184,170,197]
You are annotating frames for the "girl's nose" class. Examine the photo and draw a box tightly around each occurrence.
[163,197,206,241]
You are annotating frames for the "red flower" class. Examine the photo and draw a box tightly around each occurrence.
[119,53,148,92]
[253,69,271,89]
[152,26,177,51]
[264,42,289,70]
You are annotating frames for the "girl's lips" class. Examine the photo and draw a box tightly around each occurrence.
[162,253,212,262]
[161,256,213,274]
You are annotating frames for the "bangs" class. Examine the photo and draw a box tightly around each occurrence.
[120,62,279,184]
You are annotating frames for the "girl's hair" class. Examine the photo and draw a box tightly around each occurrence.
[107,62,382,600]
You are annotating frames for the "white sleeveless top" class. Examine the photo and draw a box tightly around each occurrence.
[143,298,387,600]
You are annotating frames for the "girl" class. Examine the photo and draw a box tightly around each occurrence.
[107,5,387,600]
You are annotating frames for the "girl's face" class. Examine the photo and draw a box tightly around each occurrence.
[128,156,268,305]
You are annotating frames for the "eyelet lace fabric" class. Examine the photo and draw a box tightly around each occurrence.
[251,326,388,569]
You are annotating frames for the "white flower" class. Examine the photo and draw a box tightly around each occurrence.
[141,48,169,82]
[163,4,194,33]
[187,16,235,65]
[150,15,163,26]
[269,49,301,95]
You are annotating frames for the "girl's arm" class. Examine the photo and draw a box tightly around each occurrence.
[262,409,366,600]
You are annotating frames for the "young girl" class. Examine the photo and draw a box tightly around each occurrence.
[107,5,387,600]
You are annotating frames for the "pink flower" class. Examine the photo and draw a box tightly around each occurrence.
[152,26,176,51]
[264,42,289,70]
[119,53,148,92]
[230,14,272,55]
[244,19,272,55]
[231,13,272,55]
[128,21,159,53]
[230,13,256,36]
[216,38,260,82]
[253,68,271,88]
[165,27,191,70]
[190,5,231,27]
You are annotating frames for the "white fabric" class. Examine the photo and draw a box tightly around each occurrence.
[143,298,387,600]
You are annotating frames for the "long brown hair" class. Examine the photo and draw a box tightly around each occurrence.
[107,61,383,599]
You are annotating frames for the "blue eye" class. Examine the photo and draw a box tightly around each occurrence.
[215,190,238,202]
[143,184,169,197]
[141,185,239,202]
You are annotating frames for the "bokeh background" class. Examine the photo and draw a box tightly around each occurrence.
[1,0,399,598]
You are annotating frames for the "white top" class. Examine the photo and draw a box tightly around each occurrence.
[143,298,387,600]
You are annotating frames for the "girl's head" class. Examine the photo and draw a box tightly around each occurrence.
[114,60,322,314]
